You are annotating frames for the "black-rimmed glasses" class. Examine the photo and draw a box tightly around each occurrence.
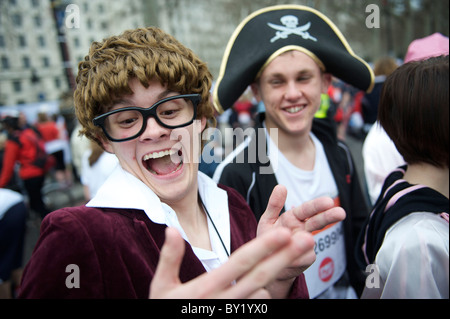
[93,94,201,142]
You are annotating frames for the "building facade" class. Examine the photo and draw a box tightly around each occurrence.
[1,0,448,107]
[0,0,67,105]
[0,0,147,106]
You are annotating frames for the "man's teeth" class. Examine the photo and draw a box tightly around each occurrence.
[143,149,177,161]
[285,106,305,113]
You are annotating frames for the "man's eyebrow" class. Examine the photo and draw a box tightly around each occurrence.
[109,89,175,108]
[156,89,175,100]
[269,69,313,77]
[110,98,134,107]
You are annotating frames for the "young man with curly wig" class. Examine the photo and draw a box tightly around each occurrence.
[18,27,344,299]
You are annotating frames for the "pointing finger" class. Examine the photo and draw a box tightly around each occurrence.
[150,227,184,298]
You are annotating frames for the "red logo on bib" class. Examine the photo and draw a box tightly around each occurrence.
[319,257,334,282]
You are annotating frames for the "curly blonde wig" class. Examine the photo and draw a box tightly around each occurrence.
[74,27,216,146]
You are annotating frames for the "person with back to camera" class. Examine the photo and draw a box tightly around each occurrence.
[18,26,345,299]
[213,5,373,298]
[356,55,449,299]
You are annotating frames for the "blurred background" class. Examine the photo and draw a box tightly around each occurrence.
[0,0,448,108]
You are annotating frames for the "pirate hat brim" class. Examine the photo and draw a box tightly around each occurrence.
[213,5,375,112]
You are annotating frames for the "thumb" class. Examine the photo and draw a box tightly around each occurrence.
[259,185,287,228]
[149,227,185,298]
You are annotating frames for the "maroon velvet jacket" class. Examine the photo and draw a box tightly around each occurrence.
[19,185,308,299]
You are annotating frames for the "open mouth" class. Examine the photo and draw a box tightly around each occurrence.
[143,148,183,176]
[284,105,306,114]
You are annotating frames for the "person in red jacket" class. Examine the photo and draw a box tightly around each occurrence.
[36,111,71,186]
[36,112,60,142]
[0,113,51,218]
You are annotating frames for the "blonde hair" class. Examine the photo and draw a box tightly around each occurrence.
[373,56,398,76]
[74,27,216,146]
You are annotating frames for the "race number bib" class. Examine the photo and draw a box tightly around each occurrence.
[303,221,346,298]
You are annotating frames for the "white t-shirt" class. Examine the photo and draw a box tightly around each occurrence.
[266,128,352,298]
[267,132,338,210]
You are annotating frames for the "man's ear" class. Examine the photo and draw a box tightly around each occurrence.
[321,73,332,93]
[250,83,262,102]
[200,116,207,132]
[98,136,114,154]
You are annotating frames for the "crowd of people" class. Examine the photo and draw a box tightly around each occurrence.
[0,98,118,298]
[0,4,448,300]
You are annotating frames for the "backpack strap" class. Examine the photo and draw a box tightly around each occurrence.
[357,166,449,267]
[384,183,427,213]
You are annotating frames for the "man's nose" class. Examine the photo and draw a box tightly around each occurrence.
[138,116,169,141]
[284,81,303,101]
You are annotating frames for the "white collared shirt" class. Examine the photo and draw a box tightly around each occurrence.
[87,165,230,272]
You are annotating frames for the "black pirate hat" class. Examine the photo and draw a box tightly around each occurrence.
[213,5,374,112]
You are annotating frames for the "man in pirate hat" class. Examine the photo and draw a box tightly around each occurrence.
[213,5,374,298]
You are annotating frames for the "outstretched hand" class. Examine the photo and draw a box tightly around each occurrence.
[149,226,314,299]
[257,185,346,291]
[258,185,346,235]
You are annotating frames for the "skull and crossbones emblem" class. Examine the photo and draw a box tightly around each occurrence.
[268,15,317,43]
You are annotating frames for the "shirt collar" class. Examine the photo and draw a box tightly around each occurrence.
[86,166,230,249]
[86,165,167,224]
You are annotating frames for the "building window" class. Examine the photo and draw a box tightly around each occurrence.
[101,21,108,30]
[34,15,42,27]
[23,56,31,68]
[13,80,22,93]
[12,14,22,27]
[38,35,45,47]
[54,77,61,89]
[42,56,50,67]
[1,56,9,69]
[19,35,27,47]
